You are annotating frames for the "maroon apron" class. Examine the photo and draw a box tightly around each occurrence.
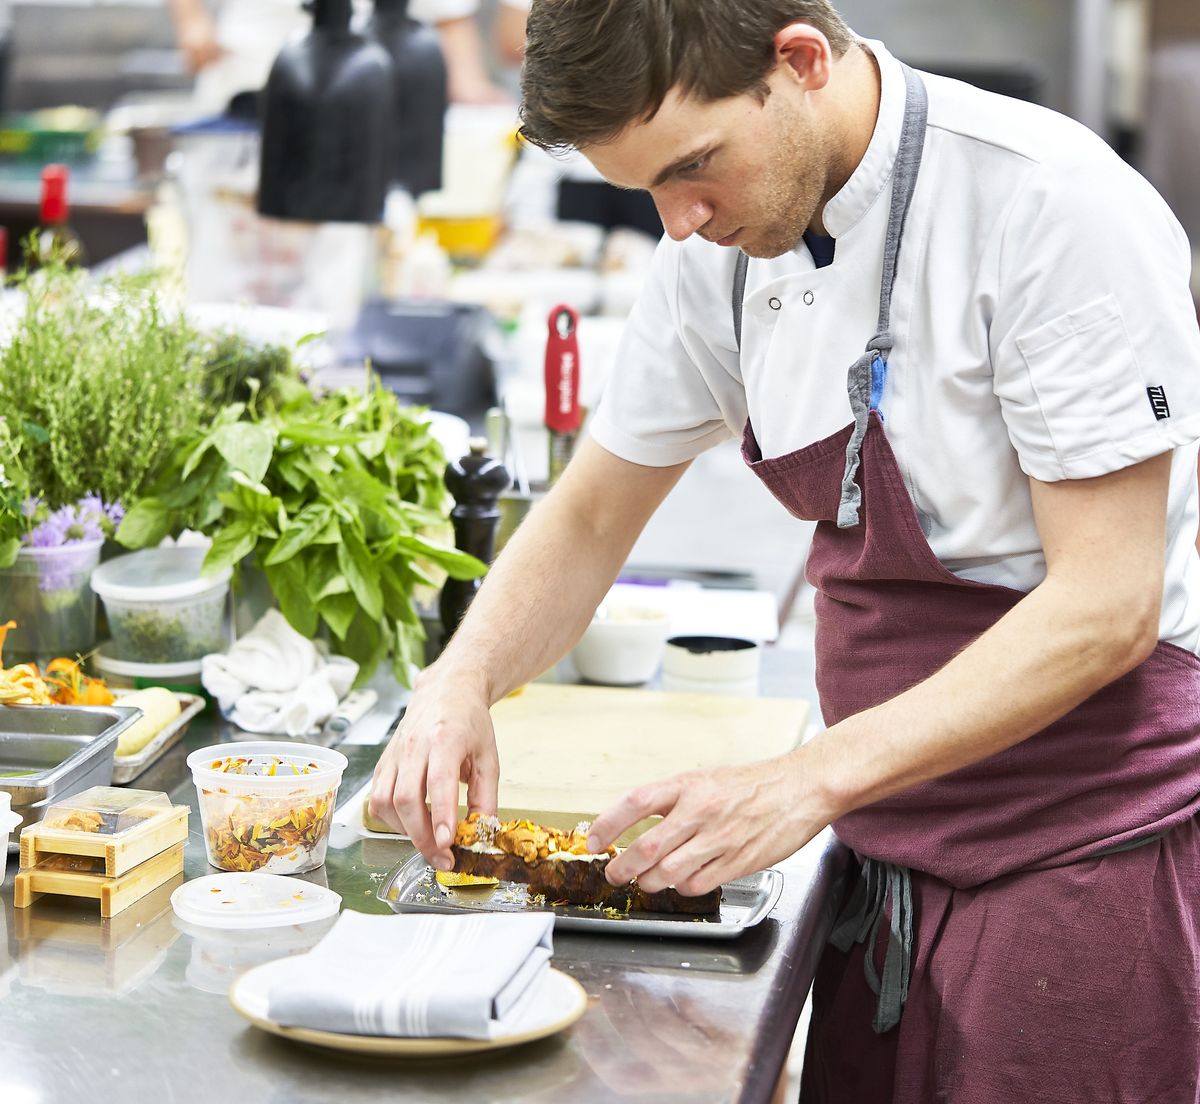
[736,66,1200,1102]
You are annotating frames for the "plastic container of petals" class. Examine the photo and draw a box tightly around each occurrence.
[186,743,347,876]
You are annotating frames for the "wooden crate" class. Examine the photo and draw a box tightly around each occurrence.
[14,842,186,918]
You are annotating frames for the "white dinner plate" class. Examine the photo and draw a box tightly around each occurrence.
[229,959,588,1057]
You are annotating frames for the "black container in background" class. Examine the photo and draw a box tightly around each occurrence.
[367,0,447,198]
[258,0,394,223]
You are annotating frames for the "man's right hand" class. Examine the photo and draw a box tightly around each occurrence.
[367,668,500,871]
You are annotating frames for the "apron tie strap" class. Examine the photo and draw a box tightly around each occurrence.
[830,857,914,1033]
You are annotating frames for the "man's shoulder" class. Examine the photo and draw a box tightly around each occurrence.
[921,70,1118,177]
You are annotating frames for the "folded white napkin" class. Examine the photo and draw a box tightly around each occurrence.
[265,911,555,1039]
[201,609,358,736]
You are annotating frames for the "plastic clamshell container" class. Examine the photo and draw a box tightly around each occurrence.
[39,786,172,837]
[187,743,347,876]
[171,872,342,930]
[90,547,231,664]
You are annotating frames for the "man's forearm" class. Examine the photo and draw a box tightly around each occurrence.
[804,571,1159,820]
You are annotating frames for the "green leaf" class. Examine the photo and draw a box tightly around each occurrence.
[212,422,275,483]
[21,420,49,446]
[205,520,258,573]
[265,502,333,566]
[280,422,364,447]
[180,432,215,481]
[318,591,358,639]
[380,567,419,624]
[392,534,488,580]
[338,530,383,622]
[116,497,172,549]
[265,558,318,638]
[0,537,19,569]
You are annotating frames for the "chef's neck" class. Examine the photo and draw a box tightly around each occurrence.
[809,40,882,237]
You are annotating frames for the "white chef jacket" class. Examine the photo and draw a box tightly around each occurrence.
[588,40,1200,655]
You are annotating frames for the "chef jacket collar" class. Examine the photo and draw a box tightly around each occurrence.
[819,38,908,242]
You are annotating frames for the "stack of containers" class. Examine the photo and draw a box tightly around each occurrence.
[14,786,190,917]
[90,547,232,691]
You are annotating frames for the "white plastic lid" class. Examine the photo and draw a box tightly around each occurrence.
[91,547,232,604]
[171,873,342,930]
[94,642,203,680]
[0,790,21,834]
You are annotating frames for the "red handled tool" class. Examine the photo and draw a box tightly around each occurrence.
[544,303,581,485]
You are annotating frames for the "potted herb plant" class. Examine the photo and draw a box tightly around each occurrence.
[118,368,486,684]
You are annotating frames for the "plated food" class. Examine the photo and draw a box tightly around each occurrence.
[451,813,721,915]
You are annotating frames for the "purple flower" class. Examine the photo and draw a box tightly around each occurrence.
[26,507,72,548]
[104,500,125,529]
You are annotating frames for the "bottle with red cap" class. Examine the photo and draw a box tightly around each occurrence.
[30,164,85,268]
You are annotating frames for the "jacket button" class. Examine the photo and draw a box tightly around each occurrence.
[768,297,782,311]
[803,290,815,305]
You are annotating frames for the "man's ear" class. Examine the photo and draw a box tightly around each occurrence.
[772,22,834,92]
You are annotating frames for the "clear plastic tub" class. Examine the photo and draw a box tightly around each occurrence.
[90,547,231,664]
[0,539,103,664]
[187,743,348,875]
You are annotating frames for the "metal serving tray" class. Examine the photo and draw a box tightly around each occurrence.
[0,704,141,839]
[110,693,205,785]
[377,852,785,941]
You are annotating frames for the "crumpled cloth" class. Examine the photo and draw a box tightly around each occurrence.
[265,911,555,1039]
[201,609,358,736]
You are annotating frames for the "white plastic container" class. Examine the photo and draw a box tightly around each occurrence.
[0,790,23,883]
[91,547,231,664]
[187,743,347,875]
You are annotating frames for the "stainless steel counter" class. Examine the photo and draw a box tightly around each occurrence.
[0,697,848,1104]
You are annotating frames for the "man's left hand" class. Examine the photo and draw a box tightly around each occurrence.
[585,750,829,897]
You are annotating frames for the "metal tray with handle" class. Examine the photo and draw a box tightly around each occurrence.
[111,692,205,784]
[377,851,784,940]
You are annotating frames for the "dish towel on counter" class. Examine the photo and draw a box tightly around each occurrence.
[200,609,358,737]
[265,911,555,1038]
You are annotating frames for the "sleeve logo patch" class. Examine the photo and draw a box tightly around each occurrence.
[1147,385,1171,421]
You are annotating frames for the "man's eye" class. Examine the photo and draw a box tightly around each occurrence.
[679,155,709,177]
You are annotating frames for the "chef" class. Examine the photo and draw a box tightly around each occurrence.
[370,1,1200,1098]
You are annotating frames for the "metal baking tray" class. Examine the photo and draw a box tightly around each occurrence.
[377,852,785,940]
[110,693,205,785]
[0,704,140,840]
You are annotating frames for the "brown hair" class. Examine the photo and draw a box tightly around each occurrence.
[519,0,855,152]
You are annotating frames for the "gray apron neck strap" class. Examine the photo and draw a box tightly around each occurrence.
[836,63,928,528]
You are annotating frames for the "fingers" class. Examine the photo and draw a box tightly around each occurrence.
[587,778,682,857]
[465,735,500,817]
[426,744,463,870]
[602,803,698,886]
[634,835,728,896]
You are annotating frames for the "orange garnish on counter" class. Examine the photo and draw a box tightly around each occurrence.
[0,621,52,705]
[42,656,115,706]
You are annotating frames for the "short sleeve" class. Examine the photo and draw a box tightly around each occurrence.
[990,152,1200,483]
[587,238,739,467]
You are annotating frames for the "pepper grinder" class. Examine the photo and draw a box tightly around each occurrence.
[440,438,511,637]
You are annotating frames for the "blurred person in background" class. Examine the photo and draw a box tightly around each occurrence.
[167,0,520,112]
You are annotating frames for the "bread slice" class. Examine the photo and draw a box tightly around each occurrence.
[450,845,721,915]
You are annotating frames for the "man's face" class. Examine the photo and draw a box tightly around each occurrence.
[582,68,836,259]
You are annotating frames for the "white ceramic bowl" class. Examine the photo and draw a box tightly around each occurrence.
[569,606,670,687]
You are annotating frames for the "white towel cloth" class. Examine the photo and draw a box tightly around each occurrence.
[201,609,358,737]
[265,911,555,1039]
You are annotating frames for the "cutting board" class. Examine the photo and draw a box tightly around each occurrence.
[470,683,810,844]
